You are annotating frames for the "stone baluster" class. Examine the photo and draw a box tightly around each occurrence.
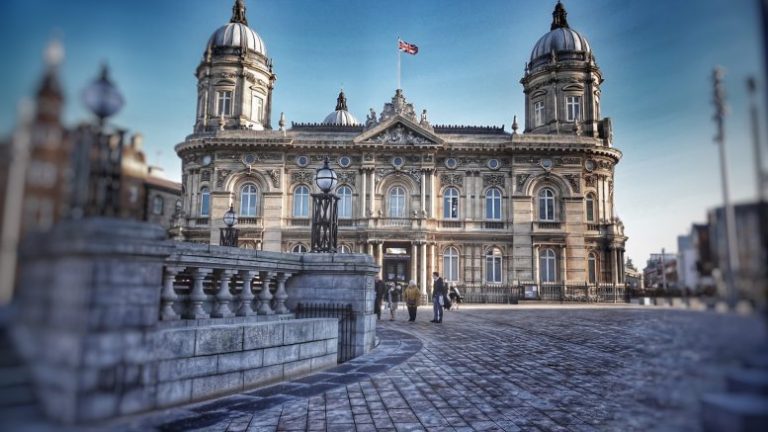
[188,267,213,319]
[237,270,257,316]
[257,271,275,315]
[160,266,184,320]
[273,272,293,314]
[212,269,235,318]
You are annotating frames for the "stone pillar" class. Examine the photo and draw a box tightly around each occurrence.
[257,271,275,315]
[420,170,426,214]
[189,267,213,319]
[160,266,184,320]
[420,241,427,294]
[369,170,376,216]
[367,241,374,257]
[533,245,540,284]
[429,171,436,218]
[211,269,235,318]
[360,169,367,218]
[377,242,384,278]
[273,272,292,314]
[430,243,436,289]
[612,248,620,285]
[237,269,257,316]
[411,242,418,283]
[561,247,568,284]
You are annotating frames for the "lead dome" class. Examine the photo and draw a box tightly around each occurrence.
[323,90,359,126]
[206,0,266,56]
[529,2,591,66]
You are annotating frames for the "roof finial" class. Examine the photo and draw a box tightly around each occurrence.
[551,1,569,30]
[335,89,348,111]
[231,0,248,25]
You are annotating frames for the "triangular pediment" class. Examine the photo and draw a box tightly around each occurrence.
[354,115,443,146]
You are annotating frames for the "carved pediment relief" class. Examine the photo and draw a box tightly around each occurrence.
[371,123,434,145]
[531,89,547,98]
[354,116,444,146]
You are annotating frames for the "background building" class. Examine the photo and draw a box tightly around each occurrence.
[643,253,678,291]
[176,1,628,294]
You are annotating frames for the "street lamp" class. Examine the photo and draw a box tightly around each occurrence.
[220,205,239,247]
[310,157,340,252]
[82,64,125,126]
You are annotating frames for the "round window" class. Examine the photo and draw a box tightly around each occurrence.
[445,158,458,169]
[338,156,351,168]
[585,159,596,172]
[392,156,405,169]
[241,153,257,166]
[202,154,213,166]
[296,155,310,167]
[487,159,500,170]
[540,158,553,170]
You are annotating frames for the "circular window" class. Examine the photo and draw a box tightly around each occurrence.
[584,159,596,172]
[202,154,213,166]
[241,153,257,166]
[296,155,310,167]
[540,158,553,170]
[445,158,458,170]
[487,159,500,170]
[338,156,351,168]
[392,156,405,169]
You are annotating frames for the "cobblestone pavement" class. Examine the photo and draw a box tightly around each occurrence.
[107,305,764,432]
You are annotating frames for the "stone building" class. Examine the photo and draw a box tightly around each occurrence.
[176,1,628,294]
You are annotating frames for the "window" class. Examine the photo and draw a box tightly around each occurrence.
[538,188,556,221]
[339,244,352,254]
[566,96,581,122]
[485,188,501,220]
[197,95,205,118]
[251,94,263,122]
[152,195,164,215]
[540,248,557,282]
[588,253,597,284]
[337,186,353,219]
[485,248,503,283]
[292,244,308,253]
[443,187,459,219]
[388,186,406,218]
[240,184,259,216]
[199,187,210,217]
[293,185,310,217]
[443,247,459,282]
[534,100,545,127]
[217,90,233,116]
[585,193,595,222]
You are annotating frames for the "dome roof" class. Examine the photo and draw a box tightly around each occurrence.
[322,91,359,126]
[207,22,266,56]
[529,2,591,62]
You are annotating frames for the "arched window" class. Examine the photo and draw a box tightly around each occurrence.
[292,244,308,253]
[293,185,310,217]
[538,188,556,221]
[485,248,503,283]
[588,252,597,284]
[539,248,557,282]
[485,188,502,220]
[239,184,259,216]
[443,187,459,219]
[199,187,210,217]
[339,244,352,254]
[337,186,353,219]
[443,247,459,282]
[152,195,164,215]
[585,193,595,222]
[388,186,406,218]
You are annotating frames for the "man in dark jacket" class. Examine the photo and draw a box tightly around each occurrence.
[374,276,386,320]
[431,272,445,323]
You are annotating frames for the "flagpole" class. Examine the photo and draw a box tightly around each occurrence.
[397,38,401,90]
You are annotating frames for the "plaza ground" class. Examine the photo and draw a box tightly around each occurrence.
[19,305,768,431]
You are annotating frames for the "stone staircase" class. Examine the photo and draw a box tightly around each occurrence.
[0,308,40,425]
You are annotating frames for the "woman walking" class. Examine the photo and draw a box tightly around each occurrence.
[404,280,420,322]
[387,282,401,321]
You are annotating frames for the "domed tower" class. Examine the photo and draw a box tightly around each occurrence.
[194,0,276,132]
[322,90,360,126]
[521,2,611,143]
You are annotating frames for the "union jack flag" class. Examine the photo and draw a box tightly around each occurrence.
[398,39,418,55]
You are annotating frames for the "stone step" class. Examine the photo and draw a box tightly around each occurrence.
[0,384,35,408]
[727,369,768,396]
[0,366,31,388]
[701,393,768,432]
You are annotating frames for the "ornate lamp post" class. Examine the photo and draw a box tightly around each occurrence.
[220,205,239,247]
[310,157,339,252]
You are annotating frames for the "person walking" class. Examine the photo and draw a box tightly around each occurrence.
[431,272,445,323]
[387,282,401,321]
[448,284,462,311]
[404,280,420,322]
[374,276,385,320]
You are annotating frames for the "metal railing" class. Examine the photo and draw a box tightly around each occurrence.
[456,282,629,304]
[440,220,463,229]
[295,303,355,363]
[536,221,562,230]
[290,218,311,227]
[484,221,505,229]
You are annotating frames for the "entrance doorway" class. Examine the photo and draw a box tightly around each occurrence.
[382,243,410,284]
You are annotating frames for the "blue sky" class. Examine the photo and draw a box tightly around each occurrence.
[0,0,764,266]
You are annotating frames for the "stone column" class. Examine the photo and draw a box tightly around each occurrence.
[370,170,376,216]
[160,266,184,321]
[420,170,426,214]
[188,267,213,319]
[258,271,275,315]
[533,245,540,284]
[360,169,367,219]
[420,241,428,294]
[367,241,374,257]
[377,242,384,278]
[430,171,436,218]
[411,242,418,283]
[212,269,235,318]
[273,272,292,314]
[612,247,620,285]
[237,269,257,316]
[430,243,436,287]
[561,247,568,284]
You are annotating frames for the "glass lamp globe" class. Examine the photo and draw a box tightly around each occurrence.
[315,157,338,194]
[82,64,125,121]
[223,206,237,227]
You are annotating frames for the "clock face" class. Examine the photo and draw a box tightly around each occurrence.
[202,155,212,166]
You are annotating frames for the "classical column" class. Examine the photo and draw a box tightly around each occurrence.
[188,267,213,319]
[430,243,436,281]
[561,247,568,284]
[160,266,184,321]
[429,172,436,218]
[237,270,257,316]
[420,171,426,214]
[367,241,374,256]
[411,242,418,283]
[212,269,235,318]
[420,241,428,294]
[612,247,619,285]
[377,242,384,278]
[273,272,292,314]
[533,246,540,284]
[258,271,275,315]
[370,170,376,216]
[360,169,367,218]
